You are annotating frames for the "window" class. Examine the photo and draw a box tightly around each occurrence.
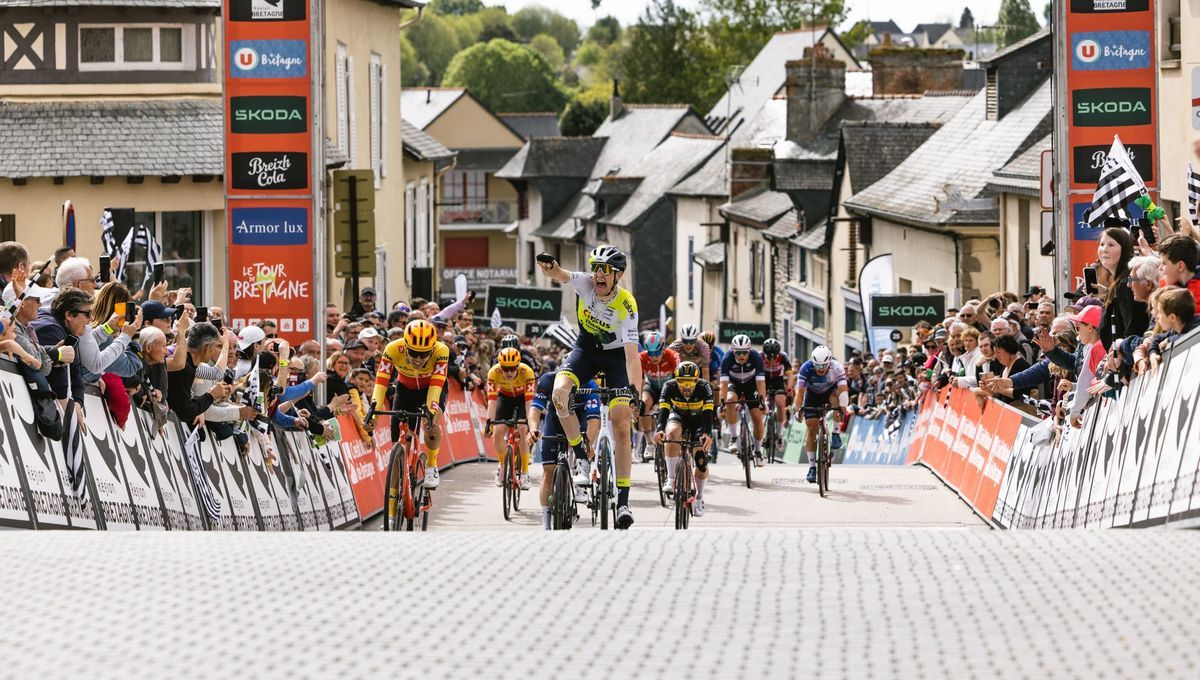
[79,24,191,70]
[444,237,488,268]
[442,171,488,220]
[0,215,14,242]
[115,211,204,301]
[369,53,385,189]
[525,240,536,281]
[404,182,415,284]
[797,246,808,283]
[898,277,912,293]
[335,45,356,166]
[416,178,430,267]
[749,240,766,302]
[845,309,864,336]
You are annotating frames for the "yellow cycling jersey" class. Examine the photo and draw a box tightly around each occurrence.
[568,271,639,350]
[372,338,450,410]
[486,363,536,400]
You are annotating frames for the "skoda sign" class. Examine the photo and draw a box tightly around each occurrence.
[716,321,771,346]
[485,285,562,322]
[1072,88,1151,127]
[231,96,307,134]
[869,294,945,328]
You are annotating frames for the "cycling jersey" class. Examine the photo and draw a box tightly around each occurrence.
[531,371,600,437]
[372,338,450,411]
[567,271,639,351]
[708,345,724,377]
[668,339,710,370]
[486,363,536,401]
[640,349,679,388]
[656,378,715,432]
[795,359,848,395]
[719,350,765,384]
[493,347,539,377]
[763,353,792,381]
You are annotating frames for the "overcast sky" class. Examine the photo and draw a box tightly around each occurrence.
[487,0,1016,32]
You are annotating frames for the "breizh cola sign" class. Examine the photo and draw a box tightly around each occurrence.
[485,284,562,322]
[869,294,945,327]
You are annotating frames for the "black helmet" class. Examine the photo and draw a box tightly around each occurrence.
[500,334,520,349]
[763,338,781,356]
[675,361,700,381]
[587,245,627,272]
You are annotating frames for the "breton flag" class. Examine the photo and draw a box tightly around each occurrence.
[1188,162,1200,223]
[543,316,578,348]
[113,223,163,289]
[490,306,503,330]
[61,399,88,500]
[1086,136,1146,228]
[183,425,222,526]
[99,210,117,257]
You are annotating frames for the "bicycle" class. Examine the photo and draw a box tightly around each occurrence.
[765,390,789,464]
[576,385,632,530]
[810,405,838,498]
[653,440,668,508]
[542,434,584,530]
[725,399,757,489]
[663,437,702,530]
[488,418,526,521]
[371,406,434,532]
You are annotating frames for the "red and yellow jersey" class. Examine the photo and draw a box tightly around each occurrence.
[486,363,536,401]
[372,338,450,410]
[641,348,679,383]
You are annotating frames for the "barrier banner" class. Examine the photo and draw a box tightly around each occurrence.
[974,404,1020,520]
[198,433,237,530]
[1165,347,1200,522]
[442,380,482,464]
[338,414,385,520]
[141,415,205,531]
[83,391,138,530]
[324,439,361,528]
[110,413,167,530]
[945,390,982,492]
[277,431,325,530]
[905,391,936,465]
[3,375,72,529]
[470,386,493,462]
[245,436,284,531]
[0,391,34,526]
[840,411,916,466]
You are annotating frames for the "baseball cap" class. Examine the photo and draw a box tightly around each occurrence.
[1075,296,1103,309]
[1068,305,1103,329]
[357,327,381,341]
[453,334,468,346]
[141,300,177,321]
[882,354,895,364]
[360,287,376,296]
[236,324,266,350]
[393,302,411,313]
[345,339,367,351]
[430,315,449,328]
[2,281,55,306]
[933,328,948,341]
[1024,285,1046,299]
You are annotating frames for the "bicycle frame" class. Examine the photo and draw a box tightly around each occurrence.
[663,438,701,530]
[575,386,632,530]
[372,406,434,531]
[489,418,527,521]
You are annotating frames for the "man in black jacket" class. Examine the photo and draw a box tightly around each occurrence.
[166,320,231,427]
[32,288,90,408]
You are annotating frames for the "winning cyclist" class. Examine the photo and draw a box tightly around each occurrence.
[720,334,768,466]
[485,347,537,491]
[761,338,793,448]
[669,324,710,380]
[536,246,643,530]
[370,319,449,489]
[638,331,678,456]
[528,370,601,531]
[653,362,715,517]
[792,345,849,484]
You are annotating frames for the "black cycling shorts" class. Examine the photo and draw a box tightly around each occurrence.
[802,389,838,420]
[561,345,631,405]
[666,412,708,441]
[388,385,448,440]
[725,380,763,409]
[492,394,527,424]
[766,377,787,395]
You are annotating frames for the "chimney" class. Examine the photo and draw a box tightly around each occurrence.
[610,79,624,120]
[868,47,965,95]
[784,46,846,142]
[729,148,772,199]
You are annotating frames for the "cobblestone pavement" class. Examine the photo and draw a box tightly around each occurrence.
[1,529,1196,678]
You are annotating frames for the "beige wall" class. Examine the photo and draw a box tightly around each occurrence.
[1155,2,1200,213]
[871,218,960,298]
[673,196,722,330]
[425,95,524,150]
[486,174,518,202]
[725,220,770,325]
[1000,193,1055,299]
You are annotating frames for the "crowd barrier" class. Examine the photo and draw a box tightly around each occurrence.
[779,411,916,465]
[0,361,499,530]
[905,328,1200,529]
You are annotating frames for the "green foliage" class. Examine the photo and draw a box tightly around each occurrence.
[512,6,580,55]
[587,16,621,47]
[443,39,568,113]
[480,21,518,42]
[841,20,872,48]
[530,33,566,71]
[444,13,482,47]
[560,92,608,137]
[399,35,430,86]
[998,0,1041,47]
[477,8,516,43]
[407,13,462,84]
[618,0,724,112]
[960,6,975,29]
[428,0,484,16]
[1043,1,1053,24]
[702,0,847,82]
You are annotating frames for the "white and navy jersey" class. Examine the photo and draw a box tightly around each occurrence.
[720,350,765,385]
[796,359,847,395]
[763,353,791,380]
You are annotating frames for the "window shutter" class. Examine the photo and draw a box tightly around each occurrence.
[369,57,380,189]
[347,55,357,167]
[335,46,347,153]
[380,62,388,179]
[405,183,415,283]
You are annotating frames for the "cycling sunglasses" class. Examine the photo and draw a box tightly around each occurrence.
[734,350,750,356]
[676,378,698,387]
[406,347,433,360]
[590,263,616,275]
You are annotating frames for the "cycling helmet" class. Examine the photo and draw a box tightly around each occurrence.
[644,331,665,357]
[700,330,716,347]
[731,334,752,351]
[497,347,522,368]
[594,371,607,388]
[403,319,438,353]
[680,324,701,342]
[811,345,833,367]
[763,338,781,357]
[587,245,627,272]
[675,361,700,381]
[500,334,520,350]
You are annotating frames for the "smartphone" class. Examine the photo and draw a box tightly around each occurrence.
[535,252,557,265]
[153,263,165,285]
[126,304,138,323]
[173,306,186,321]
[1138,218,1156,245]
[212,317,223,331]
[196,306,209,323]
[99,256,111,284]
[1082,266,1098,295]
[114,302,126,324]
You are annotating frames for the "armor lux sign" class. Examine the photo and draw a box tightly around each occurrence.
[870,294,946,327]
[485,285,562,322]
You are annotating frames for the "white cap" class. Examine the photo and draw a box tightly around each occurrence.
[2,281,56,306]
[357,327,381,341]
[237,325,266,350]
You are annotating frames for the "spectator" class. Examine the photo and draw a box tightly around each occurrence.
[1097,227,1149,347]
[1062,305,1108,426]
[952,327,981,383]
[140,301,177,333]
[1024,285,1047,304]
[54,256,96,294]
[193,329,257,444]
[128,326,169,420]
[0,241,29,289]
[297,339,321,360]
[344,338,368,369]
[325,350,352,398]
[966,331,999,389]
[3,280,53,378]
[976,334,1031,406]
[258,319,278,339]
[957,304,987,333]
[33,288,90,413]
[235,325,266,379]
[208,306,224,329]
[83,282,144,382]
[166,320,230,427]
[1157,235,1200,313]
[1035,300,1055,330]
[348,287,377,319]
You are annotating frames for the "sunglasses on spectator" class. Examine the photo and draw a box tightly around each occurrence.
[590,263,615,275]
[71,307,94,318]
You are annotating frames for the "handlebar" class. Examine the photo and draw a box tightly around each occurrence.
[575,386,637,399]
[486,418,528,427]
[366,405,433,422]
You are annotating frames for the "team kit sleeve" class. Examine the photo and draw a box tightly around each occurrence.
[522,365,536,402]
[795,361,810,390]
[531,372,554,413]
[656,381,673,431]
[753,352,766,380]
[719,351,735,378]
[425,345,450,410]
[486,364,502,401]
[699,382,716,431]
[371,353,395,410]
[620,294,639,345]
[567,271,594,296]
[699,340,711,366]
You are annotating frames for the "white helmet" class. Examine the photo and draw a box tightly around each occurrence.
[680,324,701,342]
[811,345,833,367]
[731,334,752,351]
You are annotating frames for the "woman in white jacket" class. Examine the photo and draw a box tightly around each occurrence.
[953,328,983,388]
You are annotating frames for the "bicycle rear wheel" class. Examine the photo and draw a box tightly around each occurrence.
[403,455,418,531]
[817,428,829,498]
[502,445,514,521]
[551,462,573,530]
[512,452,522,512]
[673,458,689,530]
[739,417,752,489]
[598,439,612,531]
[654,444,667,508]
[382,444,402,532]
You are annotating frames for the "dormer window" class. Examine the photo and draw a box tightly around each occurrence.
[80,24,193,71]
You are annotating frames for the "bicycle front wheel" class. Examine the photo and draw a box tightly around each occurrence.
[382,444,403,532]
[552,463,573,530]
[673,458,689,530]
[817,430,830,498]
[503,445,514,521]
[598,439,612,531]
[739,418,752,489]
[655,444,667,508]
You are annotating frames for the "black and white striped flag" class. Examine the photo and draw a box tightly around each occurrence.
[61,400,88,500]
[100,210,117,257]
[1086,136,1145,228]
[114,223,163,289]
[1188,162,1199,223]
[183,425,221,525]
[543,317,578,348]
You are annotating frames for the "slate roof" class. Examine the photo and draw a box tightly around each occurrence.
[773,158,837,192]
[591,105,697,179]
[598,134,725,229]
[496,137,606,180]
[840,122,939,194]
[454,148,516,171]
[0,99,223,177]
[693,242,725,266]
[400,88,467,130]
[705,28,832,135]
[2,1,220,6]
[719,187,794,228]
[913,23,953,44]
[868,20,904,36]
[669,147,728,198]
[533,194,585,240]
[401,118,454,161]
[500,113,561,140]
[843,79,1053,227]
[979,28,1051,65]
[986,133,1050,196]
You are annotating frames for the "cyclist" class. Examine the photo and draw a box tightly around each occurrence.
[669,324,710,380]
[369,319,450,489]
[653,362,715,517]
[761,338,793,448]
[536,245,643,530]
[719,334,768,466]
[528,370,601,531]
[792,345,850,484]
[638,331,678,456]
[497,333,539,376]
[485,347,536,491]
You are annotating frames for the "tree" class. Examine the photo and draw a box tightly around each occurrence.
[429,0,484,15]
[587,16,621,47]
[959,6,975,29]
[998,0,1040,47]
[560,87,608,136]
[545,14,581,55]
[618,0,724,112]
[477,7,517,43]
[406,14,461,84]
[400,35,430,86]
[530,33,566,71]
[841,19,872,48]
[703,0,848,78]
[1043,1,1053,25]
[513,7,580,55]
[443,39,568,113]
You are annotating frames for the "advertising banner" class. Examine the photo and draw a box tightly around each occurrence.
[716,320,772,345]
[224,0,316,344]
[337,414,385,520]
[485,284,562,322]
[868,294,946,328]
[858,254,895,354]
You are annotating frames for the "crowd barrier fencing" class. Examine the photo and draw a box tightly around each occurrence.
[904,328,1200,529]
[779,411,916,465]
[0,361,501,530]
